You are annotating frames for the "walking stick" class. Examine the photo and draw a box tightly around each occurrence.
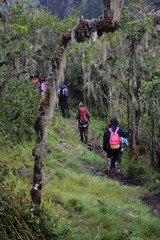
[89,119,95,139]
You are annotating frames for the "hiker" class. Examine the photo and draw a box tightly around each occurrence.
[76,102,90,144]
[30,74,35,80]
[41,76,46,82]
[40,78,47,98]
[33,77,39,86]
[103,117,130,173]
[118,137,129,164]
[33,77,40,91]
[57,83,70,118]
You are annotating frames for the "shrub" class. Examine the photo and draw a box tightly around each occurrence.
[0,78,40,146]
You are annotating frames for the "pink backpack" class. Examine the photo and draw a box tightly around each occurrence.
[41,82,46,91]
[109,127,121,149]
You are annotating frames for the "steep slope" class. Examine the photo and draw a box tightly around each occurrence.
[1,112,160,239]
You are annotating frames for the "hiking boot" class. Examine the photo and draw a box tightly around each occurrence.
[84,137,88,144]
[115,168,120,174]
[104,166,111,174]
[66,110,70,118]
[80,134,83,142]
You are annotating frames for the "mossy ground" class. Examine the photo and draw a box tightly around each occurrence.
[0,112,160,240]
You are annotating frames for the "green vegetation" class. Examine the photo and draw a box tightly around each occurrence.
[0,0,77,146]
[0,78,40,146]
[65,0,160,165]
[1,113,160,239]
[39,0,103,20]
[0,0,160,239]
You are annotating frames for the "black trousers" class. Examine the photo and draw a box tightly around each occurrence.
[59,99,69,117]
[106,148,120,168]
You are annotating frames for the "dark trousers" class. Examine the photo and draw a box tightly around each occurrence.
[59,99,70,117]
[106,148,120,168]
[79,126,88,143]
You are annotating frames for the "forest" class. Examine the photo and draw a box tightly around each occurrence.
[0,0,160,239]
[38,0,160,19]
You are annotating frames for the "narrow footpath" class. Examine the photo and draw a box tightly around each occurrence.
[68,117,160,218]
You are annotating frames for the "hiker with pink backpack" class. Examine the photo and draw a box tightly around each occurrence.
[103,117,131,173]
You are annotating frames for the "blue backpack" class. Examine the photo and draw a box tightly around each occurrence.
[61,88,69,97]
[58,83,69,97]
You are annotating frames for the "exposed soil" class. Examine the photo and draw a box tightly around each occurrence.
[69,117,160,218]
[86,139,160,217]
[86,140,146,186]
[141,193,160,218]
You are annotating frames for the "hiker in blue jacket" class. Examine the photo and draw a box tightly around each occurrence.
[57,83,70,118]
[103,117,130,173]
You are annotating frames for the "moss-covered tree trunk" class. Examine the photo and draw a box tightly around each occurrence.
[31,0,125,214]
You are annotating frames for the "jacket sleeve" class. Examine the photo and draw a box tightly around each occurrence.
[118,128,130,138]
[87,111,90,120]
[103,130,110,152]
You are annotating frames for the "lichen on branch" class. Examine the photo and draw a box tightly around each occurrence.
[31,0,125,213]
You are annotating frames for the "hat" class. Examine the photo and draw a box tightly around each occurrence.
[79,102,83,107]
[59,83,66,89]
[110,117,119,126]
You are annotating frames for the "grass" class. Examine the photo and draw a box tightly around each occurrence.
[0,112,160,239]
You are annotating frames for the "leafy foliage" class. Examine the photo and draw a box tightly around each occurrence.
[65,0,160,165]
[0,78,40,145]
[0,0,160,238]
[0,0,78,146]
[1,114,160,239]
[0,189,70,239]
[39,0,103,19]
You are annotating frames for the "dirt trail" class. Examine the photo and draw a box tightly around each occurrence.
[70,118,145,186]
[68,117,160,218]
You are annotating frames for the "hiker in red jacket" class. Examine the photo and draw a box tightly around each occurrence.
[103,117,131,173]
[76,102,90,144]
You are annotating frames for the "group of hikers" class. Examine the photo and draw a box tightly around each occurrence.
[57,82,131,174]
[31,75,47,97]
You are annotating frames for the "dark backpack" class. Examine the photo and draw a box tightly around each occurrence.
[79,107,89,125]
[60,87,68,97]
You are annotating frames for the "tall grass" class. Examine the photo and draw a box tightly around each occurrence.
[0,113,160,239]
